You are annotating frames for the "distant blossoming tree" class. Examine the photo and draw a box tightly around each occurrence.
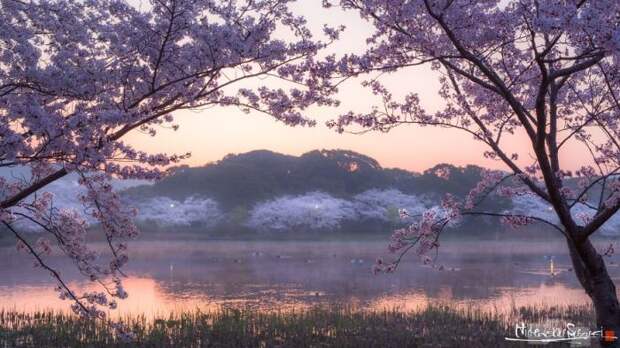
[353,188,428,222]
[324,0,620,343]
[247,191,357,231]
[245,189,428,232]
[0,0,338,327]
[134,196,224,228]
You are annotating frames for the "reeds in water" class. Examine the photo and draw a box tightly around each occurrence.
[0,304,596,347]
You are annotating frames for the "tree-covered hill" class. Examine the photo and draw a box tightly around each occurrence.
[4,150,619,238]
[123,149,500,210]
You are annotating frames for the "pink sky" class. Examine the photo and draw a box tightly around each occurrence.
[124,1,586,173]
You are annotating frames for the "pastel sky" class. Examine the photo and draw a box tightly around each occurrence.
[124,1,585,173]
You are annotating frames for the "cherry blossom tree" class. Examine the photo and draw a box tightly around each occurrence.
[134,196,224,228]
[247,191,357,231]
[0,0,337,328]
[324,0,620,343]
[245,189,428,232]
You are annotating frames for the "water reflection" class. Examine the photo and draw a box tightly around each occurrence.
[0,240,614,317]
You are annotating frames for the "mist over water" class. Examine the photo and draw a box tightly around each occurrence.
[0,240,615,318]
[2,159,619,321]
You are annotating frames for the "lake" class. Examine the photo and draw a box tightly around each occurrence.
[0,239,617,317]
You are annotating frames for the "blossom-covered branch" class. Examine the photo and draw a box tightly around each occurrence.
[0,0,339,323]
[322,1,620,340]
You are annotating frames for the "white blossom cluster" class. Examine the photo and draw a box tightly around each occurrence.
[510,195,620,236]
[133,196,224,228]
[246,190,430,231]
[12,175,620,236]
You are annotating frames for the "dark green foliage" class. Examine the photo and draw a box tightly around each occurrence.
[124,149,511,211]
[119,149,519,238]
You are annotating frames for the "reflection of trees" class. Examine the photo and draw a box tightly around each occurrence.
[137,253,586,308]
[0,243,594,309]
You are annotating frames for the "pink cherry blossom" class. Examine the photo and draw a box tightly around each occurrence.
[323,0,620,334]
[0,0,337,328]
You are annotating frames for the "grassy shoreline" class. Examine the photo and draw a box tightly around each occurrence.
[0,305,598,347]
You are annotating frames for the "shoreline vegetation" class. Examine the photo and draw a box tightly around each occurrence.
[0,305,597,347]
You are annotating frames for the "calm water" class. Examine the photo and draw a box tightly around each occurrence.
[0,239,617,317]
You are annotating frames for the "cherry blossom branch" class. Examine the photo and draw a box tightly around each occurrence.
[1,220,90,315]
[462,211,566,236]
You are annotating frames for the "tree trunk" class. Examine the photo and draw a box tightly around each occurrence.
[567,237,620,347]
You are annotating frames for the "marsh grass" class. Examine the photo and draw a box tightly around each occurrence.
[0,304,597,347]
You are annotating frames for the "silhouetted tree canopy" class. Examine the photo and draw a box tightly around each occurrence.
[124,149,509,212]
